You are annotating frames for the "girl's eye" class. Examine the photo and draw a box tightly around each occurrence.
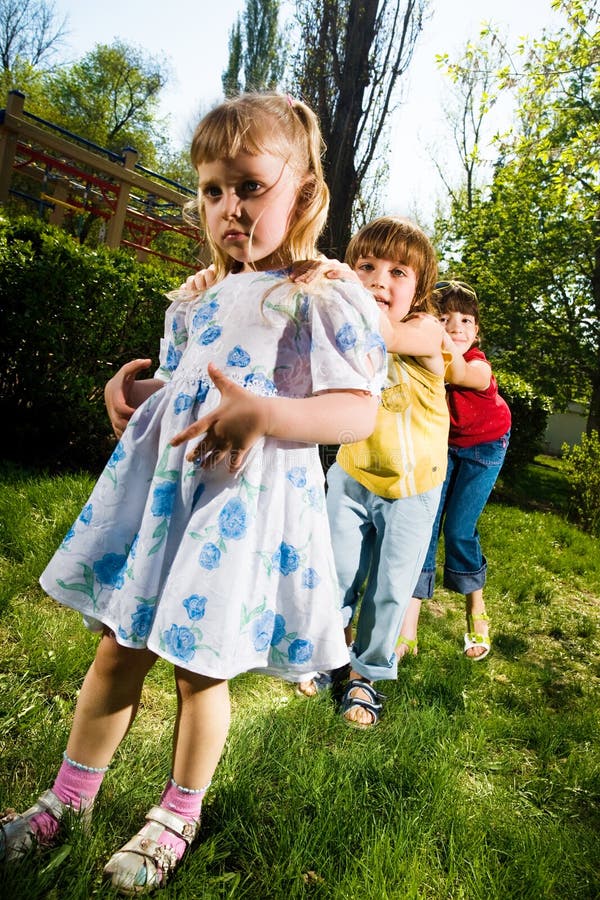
[391,268,406,278]
[357,263,373,272]
[242,181,261,194]
[203,185,221,198]
[440,316,449,324]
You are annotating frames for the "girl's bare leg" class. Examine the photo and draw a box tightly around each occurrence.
[465,588,489,658]
[171,669,231,789]
[67,630,157,767]
[394,596,422,660]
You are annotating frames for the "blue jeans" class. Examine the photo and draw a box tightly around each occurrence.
[413,432,510,599]
[326,463,442,681]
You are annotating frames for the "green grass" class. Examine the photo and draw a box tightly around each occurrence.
[0,457,598,899]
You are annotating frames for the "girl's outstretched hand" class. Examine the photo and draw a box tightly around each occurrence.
[170,363,270,472]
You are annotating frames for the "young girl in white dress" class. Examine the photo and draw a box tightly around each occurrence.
[0,92,385,893]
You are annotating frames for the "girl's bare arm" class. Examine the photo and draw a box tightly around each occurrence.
[170,363,378,471]
[443,333,491,388]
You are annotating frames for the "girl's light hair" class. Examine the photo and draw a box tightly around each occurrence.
[187,92,329,281]
[344,216,439,316]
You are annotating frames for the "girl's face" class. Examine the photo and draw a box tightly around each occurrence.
[197,151,301,271]
[353,256,417,323]
[440,310,479,352]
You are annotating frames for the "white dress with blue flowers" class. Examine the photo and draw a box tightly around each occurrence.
[40,270,385,681]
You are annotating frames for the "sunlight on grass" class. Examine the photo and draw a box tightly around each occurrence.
[0,462,598,898]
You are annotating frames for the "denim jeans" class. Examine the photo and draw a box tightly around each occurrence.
[326,463,442,681]
[413,432,510,599]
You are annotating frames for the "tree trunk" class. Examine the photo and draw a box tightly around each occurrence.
[320,0,379,257]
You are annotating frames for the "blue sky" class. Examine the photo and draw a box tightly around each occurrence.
[51,0,561,220]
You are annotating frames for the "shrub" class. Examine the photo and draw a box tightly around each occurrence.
[0,216,179,472]
[494,370,552,475]
[561,430,600,535]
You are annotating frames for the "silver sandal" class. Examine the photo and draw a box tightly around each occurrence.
[0,788,93,862]
[103,805,199,894]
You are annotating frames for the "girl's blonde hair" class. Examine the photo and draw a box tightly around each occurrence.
[344,216,439,316]
[189,92,329,280]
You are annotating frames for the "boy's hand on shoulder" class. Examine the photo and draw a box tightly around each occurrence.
[179,265,217,294]
[290,258,360,285]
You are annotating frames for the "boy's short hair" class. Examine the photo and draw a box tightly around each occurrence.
[344,216,439,314]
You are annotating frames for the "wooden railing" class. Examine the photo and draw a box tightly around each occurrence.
[0,90,201,269]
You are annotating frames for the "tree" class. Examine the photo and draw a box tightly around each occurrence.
[0,0,66,72]
[222,0,284,96]
[43,41,170,164]
[290,0,429,256]
[435,33,507,211]
[435,0,600,432]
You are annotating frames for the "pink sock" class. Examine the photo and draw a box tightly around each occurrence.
[29,755,107,843]
[157,777,209,860]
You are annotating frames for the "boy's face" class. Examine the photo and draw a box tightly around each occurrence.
[353,256,417,322]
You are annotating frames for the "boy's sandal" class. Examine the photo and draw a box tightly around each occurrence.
[0,789,93,862]
[295,672,333,697]
[464,612,491,661]
[340,679,386,729]
[103,805,199,894]
[395,634,418,657]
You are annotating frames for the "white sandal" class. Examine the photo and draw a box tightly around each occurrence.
[0,788,93,862]
[103,805,199,894]
[464,612,491,660]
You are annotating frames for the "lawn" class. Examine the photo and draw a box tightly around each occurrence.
[0,457,598,899]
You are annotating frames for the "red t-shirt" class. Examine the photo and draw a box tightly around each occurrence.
[446,347,511,448]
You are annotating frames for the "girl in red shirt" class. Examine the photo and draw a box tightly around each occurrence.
[397,280,511,661]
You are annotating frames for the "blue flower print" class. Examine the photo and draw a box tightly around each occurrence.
[306,486,322,509]
[335,322,357,353]
[218,498,247,541]
[243,372,277,395]
[183,594,207,621]
[272,542,300,576]
[131,603,154,639]
[129,534,139,558]
[288,638,313,665]
[174,392,194,414]
[199,542,221,569]
[302,568,321,589]
[166,343,182,371]
[196,379,210,404]
[107,443,126,470]
[151,481,177,518]
[252,609,275,652]
[93,552,127,589]
[271,613,286,646]
[61,525,75,547]
[192,300,219,328]
[163,624,196,663]
[79,504,93,525]
[366,331,386,353]
[227,345,251,367]
[199,325,222,345]
[286,467,307,488]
